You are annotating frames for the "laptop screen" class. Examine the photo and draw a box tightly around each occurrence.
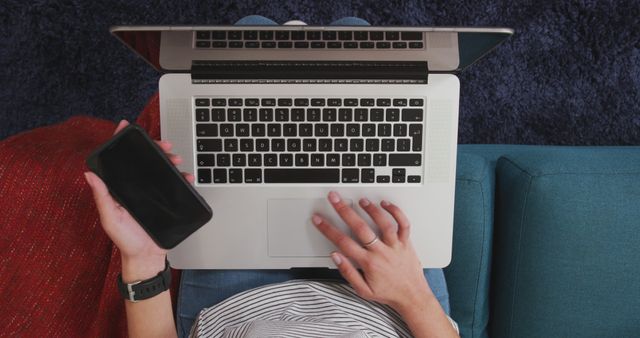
[111,26,512,73]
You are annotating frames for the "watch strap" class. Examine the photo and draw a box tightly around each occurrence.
[117,259,171,302]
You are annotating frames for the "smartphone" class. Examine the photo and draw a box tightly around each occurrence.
[86,123,212,249]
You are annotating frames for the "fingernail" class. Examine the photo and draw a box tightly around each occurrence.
[173,155,182,162]
[312,215,322,225]
[328,191,341,203]
[83,172,92,185]
[330,252,342,265]
[381,200,390,207]
[360,198,370,207]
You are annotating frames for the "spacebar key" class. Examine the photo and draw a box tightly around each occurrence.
[265,169,340,183]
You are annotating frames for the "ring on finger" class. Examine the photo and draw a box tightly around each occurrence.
[362,235,379,248]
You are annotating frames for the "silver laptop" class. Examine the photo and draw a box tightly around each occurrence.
[111,25,512,269]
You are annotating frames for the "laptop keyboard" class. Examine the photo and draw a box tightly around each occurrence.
[194,97,425,184]
[194,30,424,50]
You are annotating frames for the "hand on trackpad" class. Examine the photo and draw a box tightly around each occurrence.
[267,198,352,257]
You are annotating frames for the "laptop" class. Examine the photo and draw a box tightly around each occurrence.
[111,25,512,269]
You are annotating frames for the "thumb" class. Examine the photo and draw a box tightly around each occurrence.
[84,172,118,215]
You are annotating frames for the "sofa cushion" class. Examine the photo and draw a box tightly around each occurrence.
[490,147,640,337]
[444,152,494,338]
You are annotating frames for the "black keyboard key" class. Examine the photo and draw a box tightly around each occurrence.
[376,175,390,183]
[213,169,227,183]
[294,98,309,106]
[376,98,391,106]
[264,153,278,167]
[278,98,293,106]
[357,153,371,166]
[346,124,360,136]
[211,108,225,121]
[327,153,340,166]
[260,31,274,40]
[360,98,375,106]
[306,31,321,40]
[314,124,329,137]
[280,153,293,166]
[229,169,243,183]
[381,138,395,151]
[366,139,379,152]
[255,138,269,152]
[240,138,253,152]
[401,31,422,40]
[245,41,259,48]
[378,124,391,137]
[275,108,289,121]
[267,123,281,137]
[197,139,222,152]
[287,138,301,152]
[338,31,352,40]
[389,154,421,166]
[245,98,259,106]
[392,175,405,183]
[319,138,332,151]
[354,31,368,40]
[373,153,387,166]
[311,98,326,106]
[311,153,324,166]
[224,139,238,152]
[259,108,274,121]
[243,31,258,40]
[212,41,227,48]
[328,98,342,106]
[229,98,243,106]
[245,169,263,183]
[196,31,210,39]
[402,108,423,121]
[278,41,293,48]
[198,169,211,183]
[370,109,384,121]
[334,138,348,151]
[216,154,231,166]
[212,31,225,40]
[362,124,376,136]
[330,124,344,137]
[228,108,241,121]
[408,175,421,183]
[291,108,305,121]
[299,124,313,136]
[195,108,209,122]
[409,98,424,106]
[360,42,374,48]
[355,108,368,121]
[393,42,407,48]
[211,98,226,106]
[303,138,317,151]
[195,98,210,106]
[252,124,265,137]
[283,123,297,136]
[271,138,286,152]
[394,124,407,136]
[262,41,276,48]
[232,153,246,166]
[386,108,400,121]
[220,124,234,137]
[342,169,359,183]
[276,31,290,40]
[291,31,305,40]
[306,109,320,121]
[342,153,356,166]
[376,42,391,49]
[412,135,422,152]
[228,31,242,40]
[370,31,384,40]
[295,153,309,166]
[327,41,342,48]
[338,108,352,121]
[344,98,358,106]
[196,41,210,48]
[243,108,257,121]
[294,41,309,48]
[265,169,340,183]
[196,124,218,137]
[409,42,424,49]
[393,98,408,106]
[322,108,337,121]
[248,153,262,166]
[229,41,243,48]
[323,31,337,40]
[361,168,375,183]
[350,139,364,152]
[397,138,411,151]
[311,41,326,48]
[344,41,358,48]
[261,98,276,106]
[385,31,399,40]
[197,154,215,167]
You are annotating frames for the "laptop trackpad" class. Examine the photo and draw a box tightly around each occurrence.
[267,198,352,257]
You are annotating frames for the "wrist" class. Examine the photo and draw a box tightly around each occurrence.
[121,254,167,283]
[392,281,437,316]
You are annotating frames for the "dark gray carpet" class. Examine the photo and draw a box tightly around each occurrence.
[1,0,639,144]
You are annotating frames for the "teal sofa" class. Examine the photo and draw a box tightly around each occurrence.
[443,145,640,338]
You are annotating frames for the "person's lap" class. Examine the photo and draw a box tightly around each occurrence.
[176,15,451,337]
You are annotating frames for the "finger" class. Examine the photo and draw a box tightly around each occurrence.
[113,120,130,135]
[312,214,366,261]
[381,200,411,242]
[155,140,173,152]
[84,172,118,216]
[331,252,373,299]
[327,191,378,247]
[168,154,183,165]
[183,173,195,183]
[359,198,398,245]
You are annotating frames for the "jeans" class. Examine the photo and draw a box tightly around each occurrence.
[176,15,451,338]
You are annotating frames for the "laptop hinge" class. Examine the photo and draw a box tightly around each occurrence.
[190,61,428,84]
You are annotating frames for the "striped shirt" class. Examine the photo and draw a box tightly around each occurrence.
[190,280,458,337]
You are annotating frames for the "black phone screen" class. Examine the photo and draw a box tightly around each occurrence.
[87,125,212,249]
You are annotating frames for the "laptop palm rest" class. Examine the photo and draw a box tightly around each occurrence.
[267,198,352,257]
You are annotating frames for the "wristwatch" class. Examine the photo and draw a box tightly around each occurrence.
[117,259,171,302]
